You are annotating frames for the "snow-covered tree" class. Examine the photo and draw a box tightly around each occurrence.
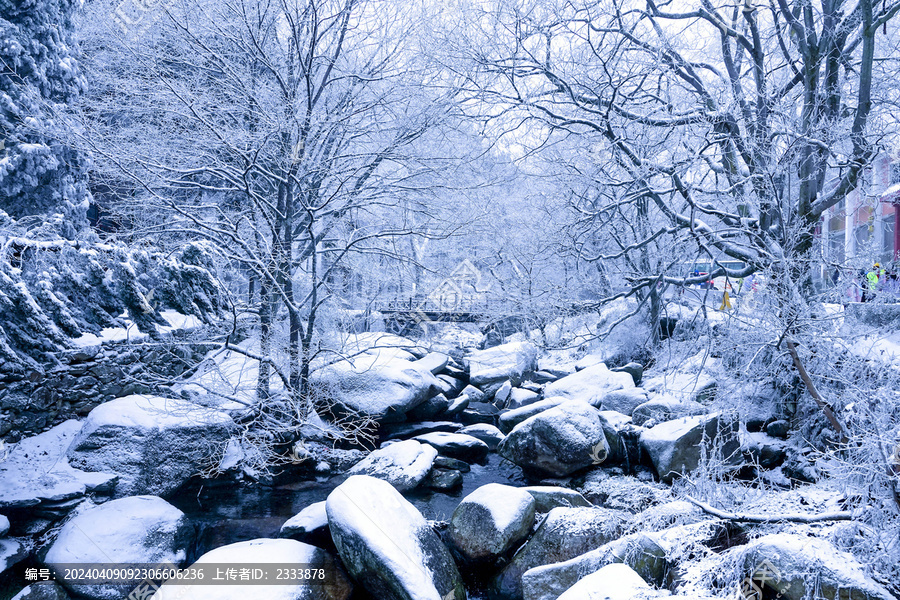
[0,0,90,227]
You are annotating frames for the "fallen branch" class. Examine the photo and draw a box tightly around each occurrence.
[784,338,847,443]
[685,496,853,523]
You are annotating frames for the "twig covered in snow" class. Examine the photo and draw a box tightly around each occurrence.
[685,496,853,523]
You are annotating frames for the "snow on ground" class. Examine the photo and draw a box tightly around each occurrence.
[71,310,201,347]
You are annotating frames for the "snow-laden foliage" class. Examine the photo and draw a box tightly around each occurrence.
[0,0,90,224]
[0,211,226,370]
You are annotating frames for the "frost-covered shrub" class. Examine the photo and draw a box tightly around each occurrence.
[0,212,225,369]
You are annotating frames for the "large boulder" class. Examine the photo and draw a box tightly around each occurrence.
[44,495,195,600]
[326,476,465,600]
[310,357,440,423]
[156,538,352,600]
[640,413,739,483]
[734,534,894,600]
[448,484,536,563]
[498,398,566,434]
[66,395,235,497]
[597,388,649,416]
[466,342,538,387]
[522,532,668,600]
[492,506,630,600]
[347,440,437,492]
[556,563,656,600]
[507,388,541,410]
[543,365,634,407]
[413,432,490,463]
[0,421,117,517]
[498,401,610,476]
[631,395,705,427]
[458,424,505,450]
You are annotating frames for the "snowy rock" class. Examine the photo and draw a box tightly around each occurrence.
[766,419,790,438]
[466,342,538,386]
[609,363,643,386]
[521,487,591,513]
[508,388,541,410]
[460,384,486,403]
[459,401,501,425]
[458,424,505,450]
[436,374,466,397]
[407,394,452,421]
[310,358,440,423]
[381,421,462,441]
[280,502,332,550]
[574,354,605,371]
[597,388,649,416]
[494,381,513,407]
[640,413,739,483]
[444,394,471,418]
[326,476,465,600]
[425,468,463,491]
[0,514,8,537]
[543,364,634,407]
[492,507,630,600]
[556,563,656,600]
[66,395,235,497]
[45,496,195,600]
[448,484,536,563]
[291,442,366,474]
[734,534,894,600]
[578,474,671,513]
[522,532,668,600]
[347,440,437,492]
[498,398,566,434]
[641,372,717,405]
[434,456,471,472]
[413,432,490,463]
[157,538,352,600]
[499,401,610,476]
[10,582,70,600]
[631,395,705,426]
[0,421,117,514]
[1,538,27,575]
[413,352,451,375]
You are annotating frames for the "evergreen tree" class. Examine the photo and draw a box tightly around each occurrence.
[0,0,90,226]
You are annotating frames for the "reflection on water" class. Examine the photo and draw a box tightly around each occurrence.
[169,453,529,559]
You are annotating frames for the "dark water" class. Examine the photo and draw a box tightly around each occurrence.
[169,453,530,560]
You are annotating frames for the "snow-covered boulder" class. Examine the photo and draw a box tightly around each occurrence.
[498,401,610,476]
[458,424,505,450]
[640,413,739,483]
[642,372,717,405]
[494,380,513,407]
[578,474,671,513]
[326,476,465,600]
[522,532,668,600]
[66,395,235,497]
[413,352,450,375]
[413,432,490,463]
[492,507,630,600]
[0,514,9,537]
[448,484,536,563]
[0,421,117,515]
[280,501,332,550]
[45,496,194,600]
[156,538,352,600]
[498,398,566,434]
[733,534,894,600]
[507,388,541,410]
[597,388,649,416]
[543,364,634,407]
[460,384,486,403]
[556,563,656,600]
[310,358,440,423]
[521,487,591,513]
[381,421,462,441]
[347,440,437,492]
[631,395,705,426]
[466,342,538,386]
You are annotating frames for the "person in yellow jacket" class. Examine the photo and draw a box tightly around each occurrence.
[865,263,885,301]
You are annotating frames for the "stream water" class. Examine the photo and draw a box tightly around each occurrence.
[169,453,530,561]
